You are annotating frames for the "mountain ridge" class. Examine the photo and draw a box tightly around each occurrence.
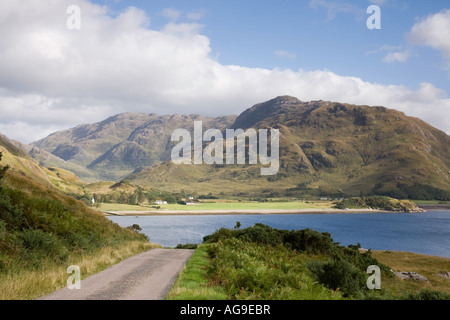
[24,96,450,198]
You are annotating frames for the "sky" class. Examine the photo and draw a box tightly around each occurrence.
[0,0,449,143]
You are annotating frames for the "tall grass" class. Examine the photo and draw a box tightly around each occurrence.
[0,241,160,300]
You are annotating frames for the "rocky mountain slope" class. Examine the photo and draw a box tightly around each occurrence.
[31,113,236,181]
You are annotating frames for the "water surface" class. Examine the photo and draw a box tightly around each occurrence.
[108,210,450,258]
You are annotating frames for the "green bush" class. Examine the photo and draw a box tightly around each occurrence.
[203,224,395,300]
[175,243,198,249]
[404,289,450,300]
[307,257,367,298]
[283,229,336,254]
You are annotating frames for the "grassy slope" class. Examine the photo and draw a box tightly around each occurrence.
[373,251,450,296]
[0,145,85,195]
[0,149,158,299]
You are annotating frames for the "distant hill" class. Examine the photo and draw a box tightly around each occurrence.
[32,113,237,181]
[29,96,450,199]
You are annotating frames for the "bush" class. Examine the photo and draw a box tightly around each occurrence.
[404,289,450,300]
[175,243,198,249]
[203,224,393,300]
[205,224,340,255]
[283,229,336,255]
[307,257,367,298]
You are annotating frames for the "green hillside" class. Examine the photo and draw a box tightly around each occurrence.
[0,142,154,299]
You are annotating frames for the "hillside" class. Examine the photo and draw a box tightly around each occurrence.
[0,133,85,195]
[32,113,237,181]
[29,96,450,199]
[127,96,450,199]
[0,141,154,299]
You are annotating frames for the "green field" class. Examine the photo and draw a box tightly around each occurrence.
[98,200,335,212]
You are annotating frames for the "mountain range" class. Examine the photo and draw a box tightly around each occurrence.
[3,96,450,199]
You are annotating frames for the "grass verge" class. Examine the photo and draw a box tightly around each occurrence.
[166,244,227,300]
[0,241,160,300]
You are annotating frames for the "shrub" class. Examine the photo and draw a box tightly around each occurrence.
[307,257,367,298]
[175,243,198,249]
[283,229,336,255]
[404,289,450,300]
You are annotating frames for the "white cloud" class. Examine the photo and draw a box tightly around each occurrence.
[383,50,410,63]
[161,8,181,21]
[366,44,410,63]
[0,0,449,144]
[187,10,206,21]
[275,50,297,59]
[408,9,450,66]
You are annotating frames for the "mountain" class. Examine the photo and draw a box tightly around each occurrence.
[32,113,237,181]
[126,96,450,199]
[29,96,450,199]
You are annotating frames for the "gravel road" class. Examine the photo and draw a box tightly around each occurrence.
[39,248,194,300]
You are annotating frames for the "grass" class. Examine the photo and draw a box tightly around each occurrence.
[99,200,335,212]
[168,225,450,300]
[166,245,227,300]
[372,251,450,296]
[412,200,450,205]
[0,161,158,300]
[0,241,160,300]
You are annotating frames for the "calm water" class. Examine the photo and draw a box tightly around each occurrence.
[108,210,450,258]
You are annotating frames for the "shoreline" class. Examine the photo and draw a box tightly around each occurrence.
[103,208,412,216]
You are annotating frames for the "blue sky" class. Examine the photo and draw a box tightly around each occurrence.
[0,0,449,143]
[92,0,449,91]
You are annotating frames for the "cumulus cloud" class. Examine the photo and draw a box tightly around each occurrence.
[0,0,449,144]
[408,9,450,64]
[409,9,450,55]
